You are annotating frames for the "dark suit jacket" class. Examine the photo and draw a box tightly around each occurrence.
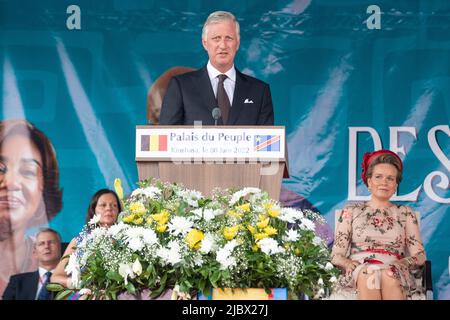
[2,271,40,300]
[159,66,274,125]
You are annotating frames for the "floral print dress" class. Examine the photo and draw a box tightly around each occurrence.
[331,202,426,298]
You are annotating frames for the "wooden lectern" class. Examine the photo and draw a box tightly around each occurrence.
[136,126,289,200]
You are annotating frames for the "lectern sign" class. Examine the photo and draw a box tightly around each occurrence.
[136,126,285,160]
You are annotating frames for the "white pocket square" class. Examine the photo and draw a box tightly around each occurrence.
[244,98,254,104]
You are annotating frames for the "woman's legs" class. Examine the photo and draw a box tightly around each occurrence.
[380,269,405,300]
[356,267,382,300]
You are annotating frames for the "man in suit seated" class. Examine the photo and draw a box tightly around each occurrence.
[2,228,62,300]
[159,10,274,126]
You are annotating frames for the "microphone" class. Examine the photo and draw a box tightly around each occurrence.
[212,107,221,126]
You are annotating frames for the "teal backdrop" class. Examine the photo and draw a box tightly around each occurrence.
[0,0,449,299]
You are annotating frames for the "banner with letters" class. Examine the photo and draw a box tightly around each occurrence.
[0,0,448,299]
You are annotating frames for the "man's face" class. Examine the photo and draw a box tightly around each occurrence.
[202,20,240,73]
[0,134,44,240]
[35,231,61,266]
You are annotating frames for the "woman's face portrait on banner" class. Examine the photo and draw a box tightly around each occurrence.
[0,133,45,239]
[0,119,62,298]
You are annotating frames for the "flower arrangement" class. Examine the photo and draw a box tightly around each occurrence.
[53,178,339,300]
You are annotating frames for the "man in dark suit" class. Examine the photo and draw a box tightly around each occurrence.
[2,228,61,300]
[159,11,274,126]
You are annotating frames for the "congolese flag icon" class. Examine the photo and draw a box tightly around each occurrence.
[254,135,280,152]
[141,135,168,151]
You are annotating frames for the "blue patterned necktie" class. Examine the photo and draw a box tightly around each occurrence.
[37,271,52,300]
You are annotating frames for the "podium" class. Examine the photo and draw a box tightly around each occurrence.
[135,126,288,200]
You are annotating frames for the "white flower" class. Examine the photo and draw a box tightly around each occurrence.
[125,226,144,239]
[316,288,325,297]
[330,276,337,283]
[299,218,316,231]
[79,288,92,296]
[118,263,135,285]
[65,254,81,288]
[258,238,284,255]
[284,229,299,242]
[279,208,304,223]
[128,237,144,252]
[230,188,261,205]
[324,262,334,271]
[168,216,194,236]
[216,240,238,269]
[157,241,182,265]
[91,227,107,239]
[132,258,142,276]
[142,228,158,245]
[131,186,161,199]
[177,189,203,207]
[313,236,324,246]
[318,278,324,286]
[191,208,203,220]
[64,254,78,274]
[88,214,100,226]
[108,222,127,238]
[199,233,216,254]
[203,208,222,222]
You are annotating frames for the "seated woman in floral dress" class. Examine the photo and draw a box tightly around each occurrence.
[331,150,426,300]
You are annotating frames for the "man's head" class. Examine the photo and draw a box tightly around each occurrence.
[34,228,61,269]
[202,11,240,73]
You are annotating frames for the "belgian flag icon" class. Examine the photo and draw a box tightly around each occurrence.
[141,135,168,152]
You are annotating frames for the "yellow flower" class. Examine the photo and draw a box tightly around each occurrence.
[114,178,124,200]
[252,244,259,252]
[129,202,146,215]
[185,229,205,250]
[146,216,153,225]
[236,203,250,213]
[256,218,269,229]
[264,202,280,217]
[295,248,301,256]
[223,225,239,240]
[254,232,268,240]
[267,208,280,218]
[156,224,167,233]
[122,214,135,223]
[258,214,268,221]
[152,210,170,225]
[264,226,277,236]
[247,225,256,234]
[134,217,144,225]
[227,210,242,218]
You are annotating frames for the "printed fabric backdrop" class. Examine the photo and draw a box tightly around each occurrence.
[0,0,449,299]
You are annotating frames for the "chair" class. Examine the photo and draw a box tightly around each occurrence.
[329,209,433,300]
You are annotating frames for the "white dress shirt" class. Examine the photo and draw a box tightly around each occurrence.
[35,267,54,300]
[206,61,236,107]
